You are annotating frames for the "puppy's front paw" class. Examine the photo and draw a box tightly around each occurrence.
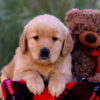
[26,77,44,95]
[48,80,65,97]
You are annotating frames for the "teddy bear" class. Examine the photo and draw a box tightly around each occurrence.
[65,8,100,82]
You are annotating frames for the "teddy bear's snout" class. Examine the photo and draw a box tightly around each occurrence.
[79,31,100,48]
[85,33,97,43]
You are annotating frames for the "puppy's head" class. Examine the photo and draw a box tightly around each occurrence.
[19,14,73,64]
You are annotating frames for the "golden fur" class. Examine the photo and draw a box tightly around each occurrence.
[1,14,73,97]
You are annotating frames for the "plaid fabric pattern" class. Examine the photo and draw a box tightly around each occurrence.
[1,78,100,100]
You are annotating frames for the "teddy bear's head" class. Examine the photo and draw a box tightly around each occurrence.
[65,8,100,49]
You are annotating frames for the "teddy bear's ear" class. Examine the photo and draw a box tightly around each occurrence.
[64,8,79,23]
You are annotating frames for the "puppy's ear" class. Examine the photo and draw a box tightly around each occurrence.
[61,34,73,56]
[19,31,27,53]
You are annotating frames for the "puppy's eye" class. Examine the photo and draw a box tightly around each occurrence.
[52,37,58,41]
[33,36,39,40]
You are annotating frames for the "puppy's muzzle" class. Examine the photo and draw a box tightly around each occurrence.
[40,48,50,60]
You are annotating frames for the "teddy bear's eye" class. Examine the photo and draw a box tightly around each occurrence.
[33,36,39,40]
[84,28,88,31]
[52,37,58,41]
[96,29,100,33]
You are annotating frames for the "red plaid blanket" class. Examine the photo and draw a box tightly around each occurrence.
[1,78,100,100]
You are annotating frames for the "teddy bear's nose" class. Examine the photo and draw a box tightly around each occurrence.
[85,33,97,43]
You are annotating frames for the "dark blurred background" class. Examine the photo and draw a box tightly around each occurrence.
[0,0,99,70]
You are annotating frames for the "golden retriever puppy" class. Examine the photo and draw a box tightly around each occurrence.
[1,14,73,97]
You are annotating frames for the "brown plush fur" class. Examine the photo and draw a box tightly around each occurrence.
[1,14,73,97]
[65,8,100,81]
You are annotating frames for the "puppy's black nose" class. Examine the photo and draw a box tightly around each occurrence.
[40,48,50,59]
[85,33,97,43]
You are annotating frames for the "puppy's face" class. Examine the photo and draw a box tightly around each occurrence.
[27,24,64,64]
[19,15,73,64]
